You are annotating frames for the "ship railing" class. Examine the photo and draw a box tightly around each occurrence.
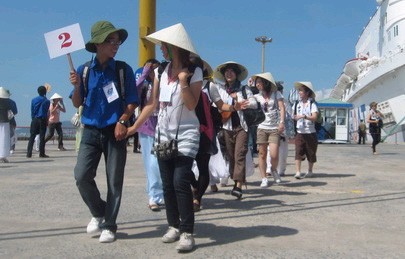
[381,115,405,143]
[348,119,404,144]
[14,126,78,140]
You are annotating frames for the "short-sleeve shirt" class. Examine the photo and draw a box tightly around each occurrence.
[48,102,65,123]
[76,58,138,128]
[214,83,257,132]
[255,91,284,130]
[154,63,203,158]
[293,99,318,134]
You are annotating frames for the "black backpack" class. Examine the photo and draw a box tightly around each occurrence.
[293,100,322,133]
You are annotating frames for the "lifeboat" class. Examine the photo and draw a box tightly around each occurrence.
[337,73,351,85]
[343,58,362,79]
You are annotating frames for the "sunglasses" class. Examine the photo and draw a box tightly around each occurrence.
[104,39,122,46]
[263,102,268,112]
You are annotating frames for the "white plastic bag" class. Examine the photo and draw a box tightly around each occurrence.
[7,110,14,120]
[192,160,199,180]
[209,137,229,179]
[70,112,81,127]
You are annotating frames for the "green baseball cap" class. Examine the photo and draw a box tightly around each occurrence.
[85,21,128,53]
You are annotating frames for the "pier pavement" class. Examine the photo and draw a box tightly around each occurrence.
[1,140,404,258]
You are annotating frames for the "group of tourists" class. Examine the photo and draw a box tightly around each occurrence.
[66,20,324,253]
[1,18,385,254]
[2,18,385,254]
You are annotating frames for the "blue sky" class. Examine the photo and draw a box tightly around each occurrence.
[1,0,378,126]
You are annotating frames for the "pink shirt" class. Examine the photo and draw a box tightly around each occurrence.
[48,101,65,123]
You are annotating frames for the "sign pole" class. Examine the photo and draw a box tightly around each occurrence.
[67,53,75,71]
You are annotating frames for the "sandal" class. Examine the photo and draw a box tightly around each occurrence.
[148,203,160,212]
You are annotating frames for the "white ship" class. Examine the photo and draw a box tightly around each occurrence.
[330,0,405,143]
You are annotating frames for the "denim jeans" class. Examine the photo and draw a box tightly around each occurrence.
[158,155,195,234]
[74,125,127,232]
[139,133,163,205]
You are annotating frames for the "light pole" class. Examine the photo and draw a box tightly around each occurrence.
[255,36,272,72]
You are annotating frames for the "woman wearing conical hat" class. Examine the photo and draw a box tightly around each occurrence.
[292,81,319,179]
[212,61,256,199]
[251,72,285,188]
[127,23,202,252]
[44,93,66,151]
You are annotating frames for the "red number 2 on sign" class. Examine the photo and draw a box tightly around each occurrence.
[58,32,72,49]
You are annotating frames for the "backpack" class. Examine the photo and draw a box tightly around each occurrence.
[293,100,322,133]
[82,60,127,103]
[315,110,323,131]
[157,62,218,155]
[195,85,218,154]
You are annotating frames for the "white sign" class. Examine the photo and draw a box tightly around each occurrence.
[44,23,85,59]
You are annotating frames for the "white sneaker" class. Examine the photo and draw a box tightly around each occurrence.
[86,217,103,234]
[304,171,314,178]
[260,178,268,188]
[176,232,195,252]
[162,226,180,243]
[271,170,281,184]
[294,172,302,179]
[99,229,116,243]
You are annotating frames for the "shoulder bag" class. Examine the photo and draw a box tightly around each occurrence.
[241,86,265,127]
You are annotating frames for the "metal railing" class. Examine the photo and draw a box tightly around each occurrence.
[15,126,78,140]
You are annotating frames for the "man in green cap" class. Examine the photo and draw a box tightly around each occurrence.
[69,21,138,243]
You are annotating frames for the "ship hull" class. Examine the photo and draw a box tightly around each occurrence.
[331,0,405,143]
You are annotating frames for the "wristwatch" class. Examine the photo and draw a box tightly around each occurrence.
[118,120,128,126]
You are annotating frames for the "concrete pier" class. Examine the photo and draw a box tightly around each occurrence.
[1,140,404,258]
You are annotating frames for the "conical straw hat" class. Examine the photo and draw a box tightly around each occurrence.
[50,93,63,100]
[0,87,10,98]
[294,81,316,99]
[44,83,52,93]
[251,72,277,91]
[145,23,198,55]
[213,61,248,82]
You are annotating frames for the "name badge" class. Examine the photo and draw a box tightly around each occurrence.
[103,82,119,103]
[159,83,175,103]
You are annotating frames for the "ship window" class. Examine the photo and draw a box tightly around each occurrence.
[394,25,399,37]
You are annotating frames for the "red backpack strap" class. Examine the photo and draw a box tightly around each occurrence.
[199,91,214,141]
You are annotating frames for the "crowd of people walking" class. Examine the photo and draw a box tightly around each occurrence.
[0,19,385,254]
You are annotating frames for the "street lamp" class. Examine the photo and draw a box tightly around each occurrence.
[255,36,272,72]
